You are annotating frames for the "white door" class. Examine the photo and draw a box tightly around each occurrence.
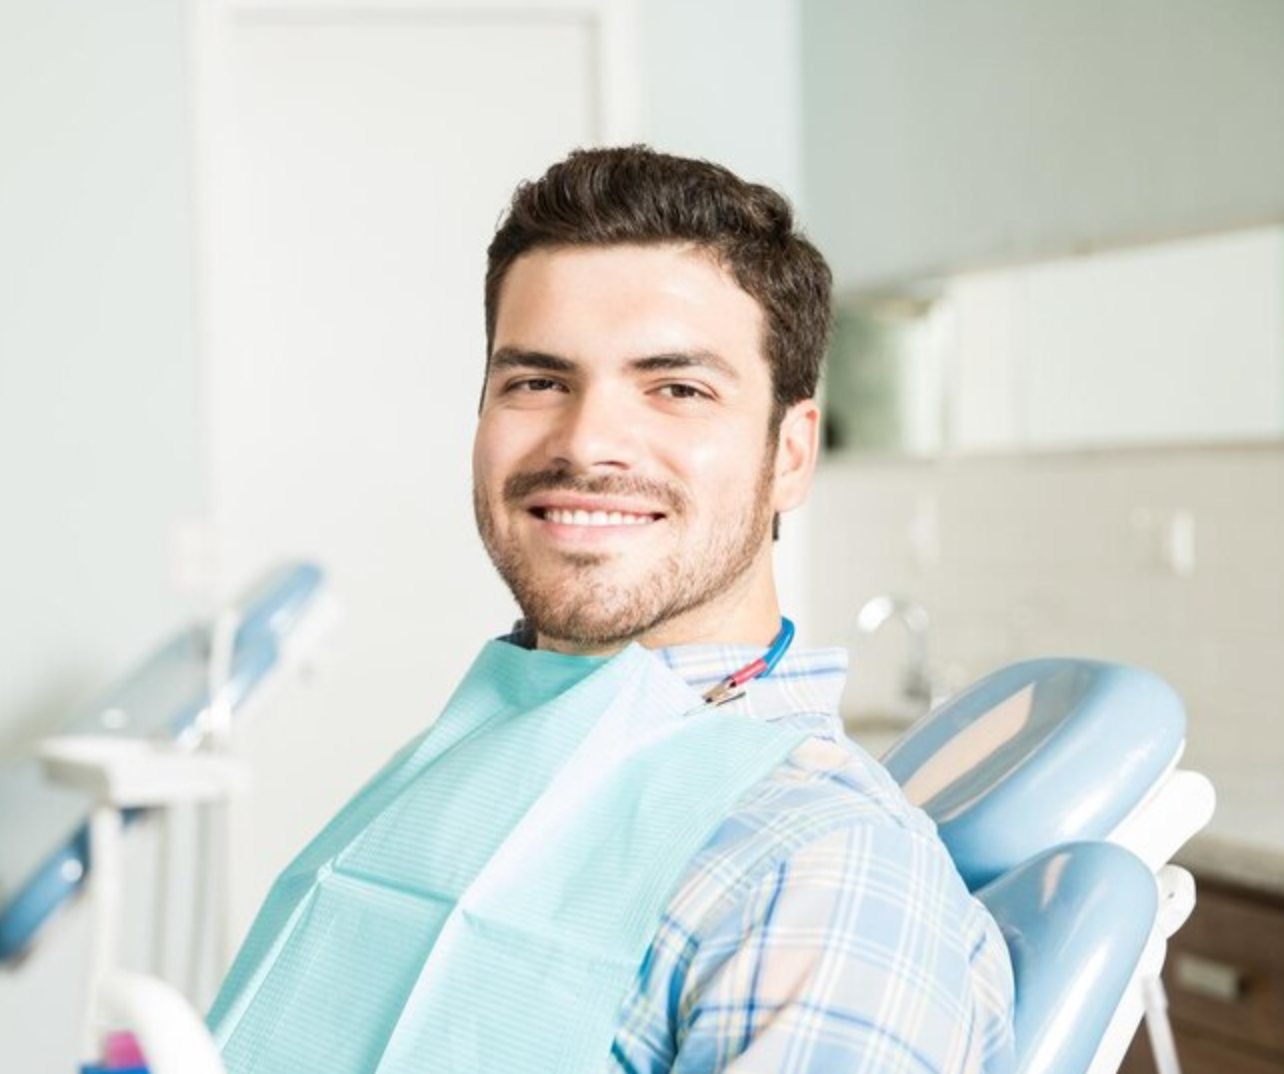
[193,0,637,939]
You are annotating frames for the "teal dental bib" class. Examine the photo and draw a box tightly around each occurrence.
[209,640,807,1074]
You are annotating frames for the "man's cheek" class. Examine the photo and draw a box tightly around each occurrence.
[676,437,733,481]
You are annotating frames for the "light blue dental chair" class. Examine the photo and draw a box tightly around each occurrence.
[884,659,1215,1074]
[23,641,1210,1074]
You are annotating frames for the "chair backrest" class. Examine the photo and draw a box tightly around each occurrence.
[882,658,1215,1074]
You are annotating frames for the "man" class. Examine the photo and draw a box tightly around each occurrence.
[211,147,1014,1074]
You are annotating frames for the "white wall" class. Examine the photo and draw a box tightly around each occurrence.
[802,0,1284,290]
[0,1,203,748]
[0,0,202,1067]
[809,448,1284,811]
[640,0,803,199]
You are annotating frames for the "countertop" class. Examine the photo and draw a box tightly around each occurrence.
[1173,756,1284,898]
[846,724,1284,900]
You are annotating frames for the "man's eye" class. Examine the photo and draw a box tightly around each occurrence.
[508,377,564,393]
[658,382,710,400]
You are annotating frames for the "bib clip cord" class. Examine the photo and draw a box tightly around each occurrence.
[701,617,795,707]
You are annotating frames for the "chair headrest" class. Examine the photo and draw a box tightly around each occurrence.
[882,658,1185,888]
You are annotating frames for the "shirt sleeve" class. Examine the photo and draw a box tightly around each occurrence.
[669,821,1015,1074]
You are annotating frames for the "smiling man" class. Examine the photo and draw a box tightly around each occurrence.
[210,148,1014,1074]
[473,238,806,653]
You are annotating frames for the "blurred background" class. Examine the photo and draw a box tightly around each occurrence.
[2,1,1282,1070]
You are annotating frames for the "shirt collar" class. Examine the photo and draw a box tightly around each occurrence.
[498,623,849,727]
[654,641,849,726]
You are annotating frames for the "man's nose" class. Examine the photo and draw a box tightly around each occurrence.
[546,386,641,471]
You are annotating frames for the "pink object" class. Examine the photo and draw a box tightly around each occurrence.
[102,1032,147,1069]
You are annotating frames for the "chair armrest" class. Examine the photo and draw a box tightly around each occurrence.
[978,842,1157,1074]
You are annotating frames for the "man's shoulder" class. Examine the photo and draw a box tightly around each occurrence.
[716,724,937,855]
[613,725,1016,1074]
[665,723,945,926]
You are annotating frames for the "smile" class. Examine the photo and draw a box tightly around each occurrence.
[538,508,657,527]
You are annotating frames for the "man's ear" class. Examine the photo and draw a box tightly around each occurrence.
[772,399,821,515]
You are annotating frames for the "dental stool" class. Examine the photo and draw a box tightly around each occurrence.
[883,659,1216,1074]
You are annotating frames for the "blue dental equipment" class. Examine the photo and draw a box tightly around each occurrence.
[0,562,332,965]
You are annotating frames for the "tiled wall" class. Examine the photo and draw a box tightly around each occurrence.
[807,447,1284,777]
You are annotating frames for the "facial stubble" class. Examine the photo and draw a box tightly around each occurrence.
[473,442,778,649]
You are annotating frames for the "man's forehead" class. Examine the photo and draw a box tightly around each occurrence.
[490,243,767,368]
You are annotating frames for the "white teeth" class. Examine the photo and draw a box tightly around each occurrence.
[543,508,654,527]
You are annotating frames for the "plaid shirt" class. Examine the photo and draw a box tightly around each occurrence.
[602,641,1016,1074]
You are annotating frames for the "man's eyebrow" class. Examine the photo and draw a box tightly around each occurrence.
[629,351,740,381]
[487,348,577,375]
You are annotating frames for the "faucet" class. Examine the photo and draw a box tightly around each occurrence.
[854,595,943,716]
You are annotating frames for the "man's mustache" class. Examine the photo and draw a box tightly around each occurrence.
[503,469,688,514]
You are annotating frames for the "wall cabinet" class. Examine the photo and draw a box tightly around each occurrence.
[1120,877,1284,1073]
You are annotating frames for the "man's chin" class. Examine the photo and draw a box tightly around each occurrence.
[518,590,669,653]
[543,548,614,570]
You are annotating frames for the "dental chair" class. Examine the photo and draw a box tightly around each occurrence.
[884,659,1215,1074]
[70,655,1211,1074]
[0,562,334,1065]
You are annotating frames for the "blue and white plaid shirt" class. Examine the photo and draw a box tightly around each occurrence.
[602,641,1016,1074]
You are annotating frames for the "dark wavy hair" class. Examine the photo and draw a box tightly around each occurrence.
[484,146,832,421]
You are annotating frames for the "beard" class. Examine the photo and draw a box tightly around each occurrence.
[473,450,776,650]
